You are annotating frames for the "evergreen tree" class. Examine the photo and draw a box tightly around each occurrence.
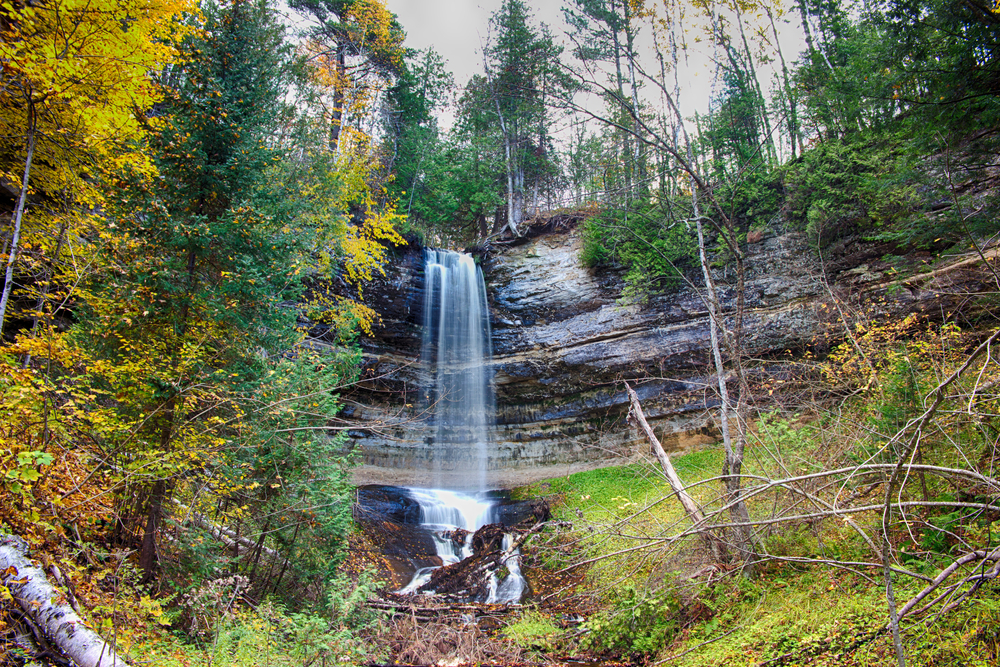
[563,0,645,203]
[382,48,454,225]
[483,0,567,235]
[84,0,305,581]
[876,0,1000,128]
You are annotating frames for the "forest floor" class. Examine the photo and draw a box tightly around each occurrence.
[350,446,1000,666]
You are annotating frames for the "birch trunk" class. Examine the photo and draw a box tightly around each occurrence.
[1,535,129,667]
[623,1,646,195]
[0,102,36,336]
[766,5,803,158]
[733,6,777,164]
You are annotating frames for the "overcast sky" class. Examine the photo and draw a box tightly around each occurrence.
[383,0,567,88]
[381,1,806,134]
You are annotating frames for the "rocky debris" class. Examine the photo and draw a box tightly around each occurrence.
[441,528,469,550]
[352,487,550,603]
[471,523,506,555]
[352,486,439,588]
[417,523,514,601]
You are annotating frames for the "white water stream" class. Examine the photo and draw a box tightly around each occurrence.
[421,249,494,490]
[396,249,525,603]
[396,488,524,604]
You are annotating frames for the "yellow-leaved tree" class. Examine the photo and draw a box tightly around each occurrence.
[0,0,195,335]
[294,127,406,336]
[284,0,408,335]
[292,0,405,151]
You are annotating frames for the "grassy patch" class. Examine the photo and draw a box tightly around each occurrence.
[516,436,1000,666]
[502,609,562,653]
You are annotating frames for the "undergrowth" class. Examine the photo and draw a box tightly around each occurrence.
[511,315,1000,665]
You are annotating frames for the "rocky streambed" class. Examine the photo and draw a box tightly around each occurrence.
[352,486,551,601]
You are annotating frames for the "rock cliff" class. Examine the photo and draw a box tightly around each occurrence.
[340,223,996,488]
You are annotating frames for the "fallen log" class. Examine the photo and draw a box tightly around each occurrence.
[171,498,286,564]
[1,534,129,667]
[625,382,725,560]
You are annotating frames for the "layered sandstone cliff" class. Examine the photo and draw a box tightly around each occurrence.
[337,223,995,488]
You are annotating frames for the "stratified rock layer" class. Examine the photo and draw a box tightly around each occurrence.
[342,224,996,488]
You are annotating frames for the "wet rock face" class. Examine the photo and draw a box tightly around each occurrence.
[353,486,441,589]
[341,224,994,488]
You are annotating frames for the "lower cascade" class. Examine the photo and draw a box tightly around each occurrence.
[395,249,526,603]
[396,488,525,604]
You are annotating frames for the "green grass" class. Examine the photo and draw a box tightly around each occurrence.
[501,609,562,652]
[666,566,1000,666]
[516,443,1000,666]
[516,449,726,613]
[521,448,725,525]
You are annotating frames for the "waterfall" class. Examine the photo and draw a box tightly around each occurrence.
[421,249,494,491]
[393,249,525,604]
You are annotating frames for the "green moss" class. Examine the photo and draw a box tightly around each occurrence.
[502,610,563,652]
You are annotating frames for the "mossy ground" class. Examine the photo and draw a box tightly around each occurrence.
[503,446,1000,666]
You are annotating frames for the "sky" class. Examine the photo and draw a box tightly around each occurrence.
[383,0,567,88]
[382,0,807,138]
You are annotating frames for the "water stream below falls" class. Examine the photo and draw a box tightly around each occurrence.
[396,488,525,604]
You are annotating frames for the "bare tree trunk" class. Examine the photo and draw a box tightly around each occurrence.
[646,52,756,570]
[695,212,754,573]
[765,5,803,158]
[1,535,130,667]
[609,0,632,204]
[733,5,777,164]
[328,45,347,152]
[796,0,835,73]
[1,101,37,336]
[622,0,646,197]
[495,97,518,237]
[513,164,525,229]
[139,391,179,584]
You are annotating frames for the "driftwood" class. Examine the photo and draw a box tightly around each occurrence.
[0,534,129,667]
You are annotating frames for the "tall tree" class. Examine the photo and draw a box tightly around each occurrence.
[564,0,646,204]
[87,0,303,582]
[483,0,566,236]
[382,48,454,221]
[291,0,405,151]
[0,0,192,336]
[568,0,760,569]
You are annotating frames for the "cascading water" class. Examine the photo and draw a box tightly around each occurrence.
[396,489,524,603]
[420,249,494,491]
[396,249,525,604]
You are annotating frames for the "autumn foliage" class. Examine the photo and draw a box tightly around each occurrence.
[0,0,407,657]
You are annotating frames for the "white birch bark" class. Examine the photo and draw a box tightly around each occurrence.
[0,104,36,335]
[1,535,130,667]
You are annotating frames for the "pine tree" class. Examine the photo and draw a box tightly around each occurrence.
[483,0,566,235]
[84,0,303,582]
